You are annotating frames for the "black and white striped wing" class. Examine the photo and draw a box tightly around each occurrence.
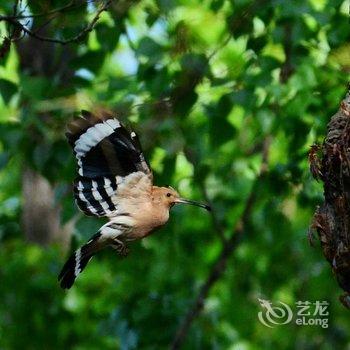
[73,176,118,217]
[66,110,152,217]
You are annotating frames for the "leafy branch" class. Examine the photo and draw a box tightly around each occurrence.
[0,1,84,20]
[0,0,112,45]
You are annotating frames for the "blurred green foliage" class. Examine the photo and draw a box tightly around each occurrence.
[0,0,350,349]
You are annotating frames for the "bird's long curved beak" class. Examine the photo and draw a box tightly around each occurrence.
[175,198,211,211]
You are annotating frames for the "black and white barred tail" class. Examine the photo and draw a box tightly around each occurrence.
[58,220,131,289]
[58,232,102,289]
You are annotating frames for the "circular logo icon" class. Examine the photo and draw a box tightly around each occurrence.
[258,298,293,328]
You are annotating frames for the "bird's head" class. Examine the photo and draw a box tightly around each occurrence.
[154,186,211,211]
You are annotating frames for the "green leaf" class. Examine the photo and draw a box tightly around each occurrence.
[21,76,50,100]
[0,79,17,103]
[95,23,120,51]
[136,37,163,63]
[180,53,208,77]
[0,152,8,170]
[71,51,106,73]
[207,94,236,147]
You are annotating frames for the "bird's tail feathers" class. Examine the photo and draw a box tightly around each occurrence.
[58,232,102,289]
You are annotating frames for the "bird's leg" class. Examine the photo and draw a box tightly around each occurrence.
[111,237,129,257]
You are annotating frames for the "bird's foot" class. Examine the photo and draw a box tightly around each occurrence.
[111,238,129,257]
[117,244,129,257]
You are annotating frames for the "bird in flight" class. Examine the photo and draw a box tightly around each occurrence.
[58,110,210,289]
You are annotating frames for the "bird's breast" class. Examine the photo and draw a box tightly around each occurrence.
[130,205,169,239]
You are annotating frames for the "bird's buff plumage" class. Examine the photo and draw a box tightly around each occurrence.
[58,110,210,289]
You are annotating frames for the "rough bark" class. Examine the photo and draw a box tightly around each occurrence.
[309,90,350,308]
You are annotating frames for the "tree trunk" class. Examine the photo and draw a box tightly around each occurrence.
[310,91,350,309]
[17,28,74,248]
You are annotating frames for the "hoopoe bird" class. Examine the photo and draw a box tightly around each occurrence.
[58,111,210,289]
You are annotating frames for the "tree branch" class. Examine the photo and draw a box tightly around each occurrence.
[0,0,112,45]
[279,23,294,83]
[0,1,78,20]
[0,0,22,58]
[170,137,271,350]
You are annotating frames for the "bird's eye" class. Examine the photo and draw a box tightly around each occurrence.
[166,193,171,197]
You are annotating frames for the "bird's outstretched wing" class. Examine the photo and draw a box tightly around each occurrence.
[66,110,152,217]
